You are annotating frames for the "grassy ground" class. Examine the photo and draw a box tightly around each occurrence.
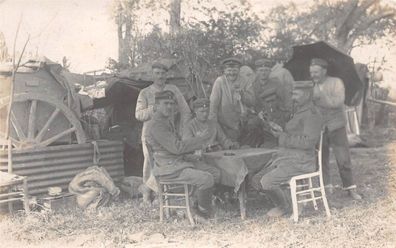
[1,127,396,248]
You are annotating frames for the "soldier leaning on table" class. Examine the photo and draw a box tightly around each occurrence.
[310,58,362,200]
[251,81,323,218]
[135,61,192,204]
[146,90,216,220]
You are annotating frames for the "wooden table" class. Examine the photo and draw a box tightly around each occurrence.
[203,148,276,219]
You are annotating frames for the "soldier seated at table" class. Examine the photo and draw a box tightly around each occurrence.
[184,98,240,153]
[146,90,217,220]
[251,81,323,218]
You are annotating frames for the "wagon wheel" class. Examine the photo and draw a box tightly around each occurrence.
[0,93,86,149]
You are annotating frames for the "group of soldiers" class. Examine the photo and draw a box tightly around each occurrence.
[135,56,362,221]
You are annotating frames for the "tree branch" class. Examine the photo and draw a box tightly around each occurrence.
[354,11,395,36]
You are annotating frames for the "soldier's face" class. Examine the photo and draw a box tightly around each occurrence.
[310,65,327,84]
[224,66,240,82]
[292,89,310,107]
[157,99,175,117]
[152,68,167,85]
[195,107,209,122]
[256,67,271,82]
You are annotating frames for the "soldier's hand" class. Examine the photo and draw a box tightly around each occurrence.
[271,130,282,138]
[231,142,240,149]
[148,105,155,113]
[258,111,265,120]
[313,86,321,100]
[200,129,214,140]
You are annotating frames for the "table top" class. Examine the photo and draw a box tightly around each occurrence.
[203,148,277,159]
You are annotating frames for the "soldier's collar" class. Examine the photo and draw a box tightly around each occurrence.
[294,103,312,114]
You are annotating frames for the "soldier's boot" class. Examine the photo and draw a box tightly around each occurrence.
[265,188,290,218]
[347,188,362,200]
[196,187,214,219]
[138,184,153,204]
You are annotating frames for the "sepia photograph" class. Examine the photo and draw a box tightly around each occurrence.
[0,0,396,247]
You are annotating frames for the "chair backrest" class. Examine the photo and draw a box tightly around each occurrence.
[316,129,325,175]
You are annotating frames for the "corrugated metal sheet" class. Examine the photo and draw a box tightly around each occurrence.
[0,140,124,195]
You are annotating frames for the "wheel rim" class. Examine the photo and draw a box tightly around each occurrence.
[0,93,87,149]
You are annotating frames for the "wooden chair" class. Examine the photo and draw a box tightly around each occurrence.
[289,130,331,222]
[0,172,30,213]
[145,143,195,226]
[157,181,195,226]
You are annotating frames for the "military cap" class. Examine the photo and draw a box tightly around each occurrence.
[293,80,314,90]
[254,58,272,69]
[221,57,242,67]
[155,90,176,101]
[310,58,328,68]
[192,98,210,109]
[152,61,169,71]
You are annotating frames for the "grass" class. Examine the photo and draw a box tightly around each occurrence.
[1,127,396,248]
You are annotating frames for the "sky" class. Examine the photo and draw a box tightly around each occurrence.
[0,0,395,90]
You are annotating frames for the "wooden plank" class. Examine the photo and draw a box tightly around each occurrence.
[367,98,396,107]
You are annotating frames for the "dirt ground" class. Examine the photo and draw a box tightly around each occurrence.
[1,126,396,248]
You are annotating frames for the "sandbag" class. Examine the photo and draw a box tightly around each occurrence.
[68,166,120,210]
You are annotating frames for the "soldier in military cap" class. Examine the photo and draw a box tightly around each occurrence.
[251,81,323,218]
[310,58,361,200]
[146,91,216,220]
[209,57,255,142]
[135,61,192,204]
[253,58,293,128]
[184,98,239,153]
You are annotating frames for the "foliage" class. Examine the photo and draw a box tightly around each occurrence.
[264,0,396,57]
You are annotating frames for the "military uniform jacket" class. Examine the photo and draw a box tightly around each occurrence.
[268,103,323,172]
[183,118,233,149]
[135,83,192,142]
[313,76,346,132]
[278,103,323,155]
[209,75,255,131]
[146,113,212,176]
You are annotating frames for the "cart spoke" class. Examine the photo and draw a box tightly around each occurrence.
[10,111,26,141]
[40,127,76,147]
[35,108,60,142]
[27,100,37,140]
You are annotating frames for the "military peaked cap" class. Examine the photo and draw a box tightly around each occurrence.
[310,58,328,68]
[221,57,242,67]
[254,58,273,69]
[192,98,210,109]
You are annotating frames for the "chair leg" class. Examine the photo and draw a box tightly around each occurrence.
[309,178,318,210]
[23,178,30,214]
[320,183,331,219]
[290,179,299,222]
[158,184,164,222]
[238,179,247,220]
[7,186,14,213]
[184,184,195,226]
[163,185,170,219]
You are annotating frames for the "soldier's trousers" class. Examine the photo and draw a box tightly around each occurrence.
[159,168,214,211]
[251,162,314,210]
[322,126,355,189]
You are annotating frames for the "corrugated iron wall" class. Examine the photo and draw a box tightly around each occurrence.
[0,140,124,195]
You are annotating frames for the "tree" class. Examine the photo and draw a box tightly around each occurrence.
[265,0,396,58]
[0,32,9,62]
[169,0,181,35]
